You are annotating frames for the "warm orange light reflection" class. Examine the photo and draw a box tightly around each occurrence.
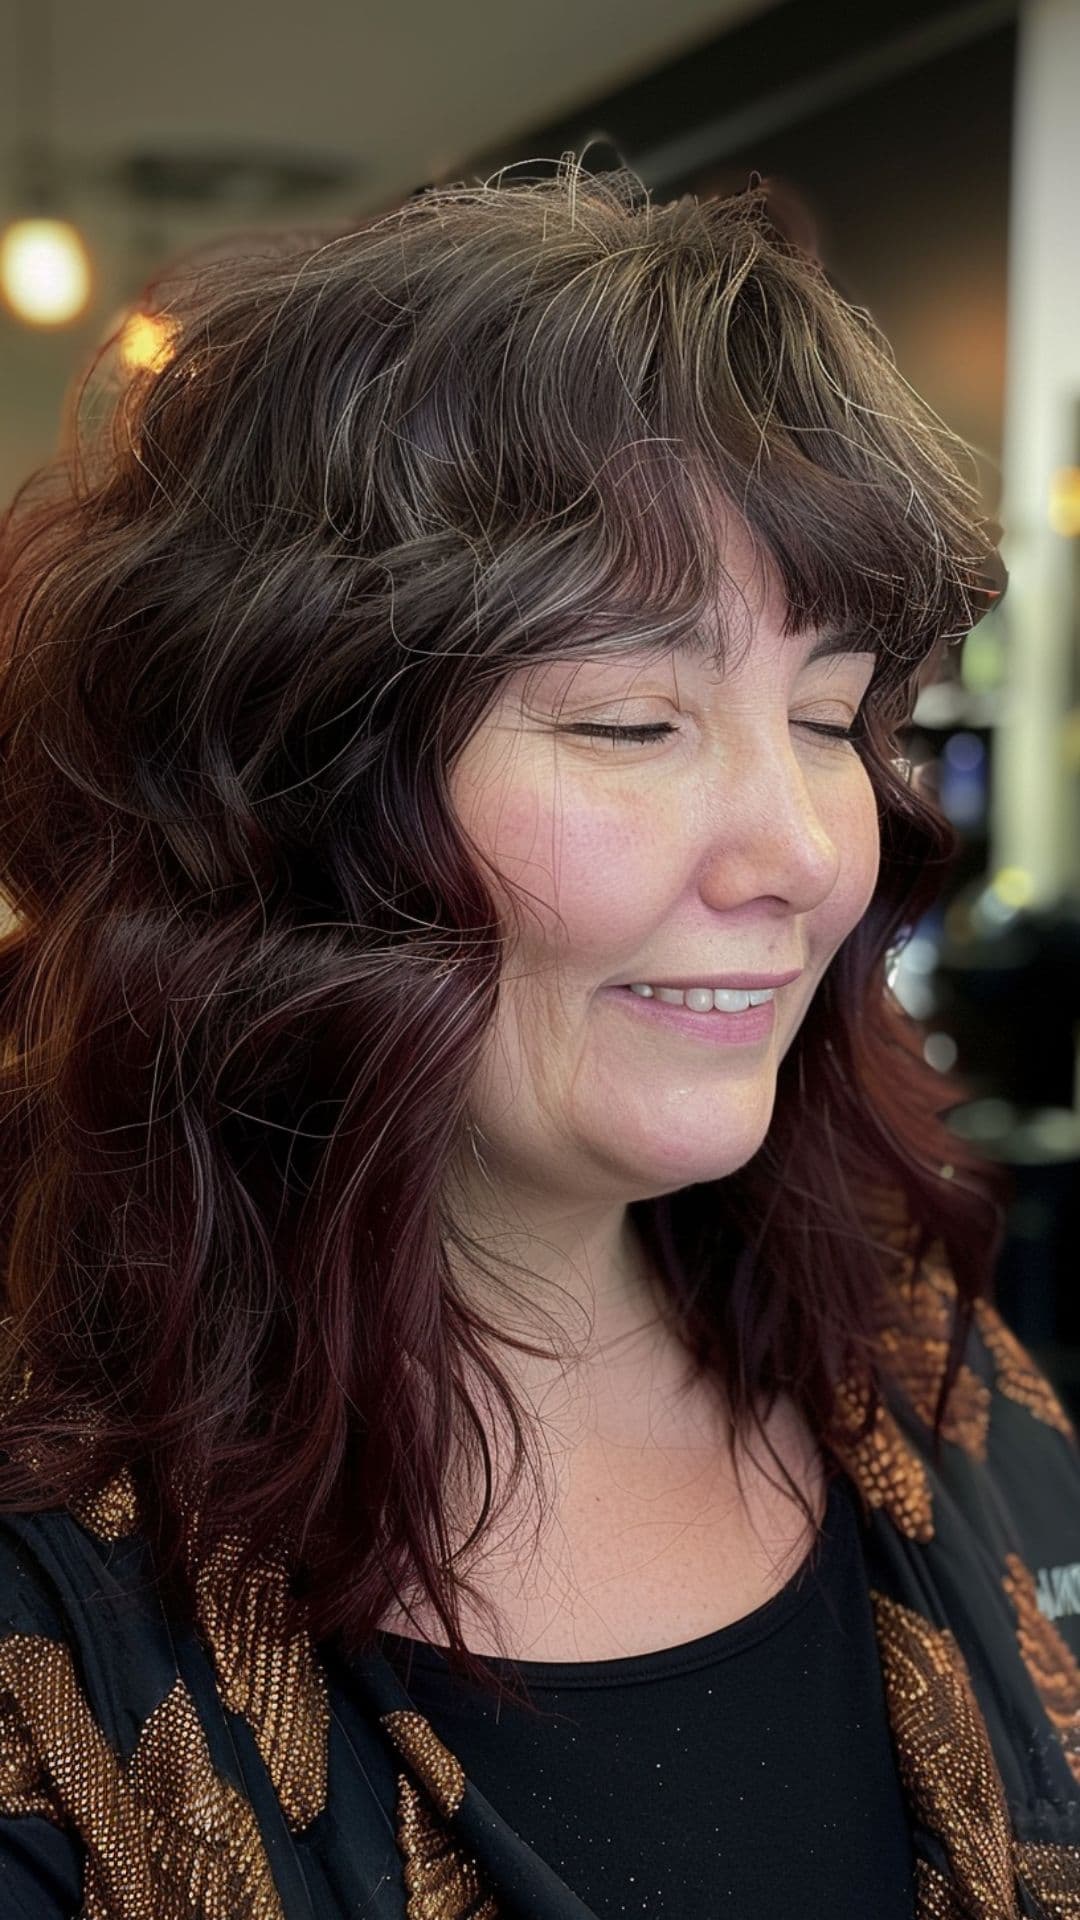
[118,310,181,373]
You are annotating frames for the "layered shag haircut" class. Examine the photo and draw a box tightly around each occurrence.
[0,153,1010,1697]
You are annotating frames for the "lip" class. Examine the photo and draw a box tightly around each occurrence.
[611,969,803,991]
[602,985,779,1046]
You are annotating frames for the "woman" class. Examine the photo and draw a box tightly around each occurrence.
[0,154,1077,1920]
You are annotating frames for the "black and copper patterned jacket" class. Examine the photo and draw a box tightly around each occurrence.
[3,1207,1080,1920]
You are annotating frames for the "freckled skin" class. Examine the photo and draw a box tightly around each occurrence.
[447,538,880,1251]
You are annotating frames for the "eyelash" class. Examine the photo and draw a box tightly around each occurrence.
[564,717,866,748]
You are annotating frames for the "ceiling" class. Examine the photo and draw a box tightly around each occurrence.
[1,0,782,217]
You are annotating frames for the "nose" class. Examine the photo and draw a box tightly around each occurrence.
[692,734,845,911]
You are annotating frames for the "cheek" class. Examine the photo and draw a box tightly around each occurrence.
[453,749,883,968]
[460,778,659,963]
[820,777,881,930]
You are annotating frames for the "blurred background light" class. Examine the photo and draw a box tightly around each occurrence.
[1049,464,1080,536]
[0,216,92,327]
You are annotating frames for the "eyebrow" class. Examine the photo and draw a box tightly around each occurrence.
[803,624,878,664]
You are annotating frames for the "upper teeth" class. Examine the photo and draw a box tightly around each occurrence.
[628,984,775,1011]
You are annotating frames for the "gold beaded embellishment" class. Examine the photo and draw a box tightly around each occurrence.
[871,1589,1020,1918]
[189,1531,330,1833]
[67,1461,141,1540]
[381,1711,466,1820]
[1012,1838,1080,1914]
[860,1188,1078,1449]
[381,1711,501,1919]
[913,1855,971,1918]
[0,1632,285,1919]
[877,1318,993,1464]
[831,1365,936,1543]
[972,1299,1079,1444]
[62,1459,331,1836]
[0,1378,326,1909]
[873,1247,993,1464]
[1001,1552,1080,1788]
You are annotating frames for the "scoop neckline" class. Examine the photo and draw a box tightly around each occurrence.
[377,1468,853,1691]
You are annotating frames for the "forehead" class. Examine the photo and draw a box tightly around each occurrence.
[518,620,877,699]
[675,620,877,671]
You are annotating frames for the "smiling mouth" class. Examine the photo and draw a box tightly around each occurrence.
[610,971,804,994]
[614,984,774,1011]
[602,984,778,1043]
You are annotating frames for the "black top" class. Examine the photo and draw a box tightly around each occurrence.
[378,1471,916,1918]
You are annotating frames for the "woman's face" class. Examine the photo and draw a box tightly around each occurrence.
[448,541,880,1214]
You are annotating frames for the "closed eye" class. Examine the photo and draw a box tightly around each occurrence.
[562,718,866,747]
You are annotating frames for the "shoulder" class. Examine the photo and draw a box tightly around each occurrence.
[0,1478,311,1918]
[0,1499,155,1915]
[0,1451,161,1651]
[0,1490,177,1794]
[0,1510,67,1634]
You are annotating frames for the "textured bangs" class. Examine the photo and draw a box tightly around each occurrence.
[108,158,1004,723]
[266,160,1003,709]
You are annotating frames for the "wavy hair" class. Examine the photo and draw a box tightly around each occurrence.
[0,153,1011,1698]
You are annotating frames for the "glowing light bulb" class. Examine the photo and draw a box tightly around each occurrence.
[0,217,92,326]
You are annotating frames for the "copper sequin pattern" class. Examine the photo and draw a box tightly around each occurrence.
[189,1530,330,1832]
[69,1463,140,1541]
[1014,1839,1080,1915]
[0,1630,284,1918]
[973,1300,1079,1443]
[831,1369,935,1542]
[392,1772,501,1919]
[870,1589,1019,1918]
[1002,1552,1080,1787]
[866,1222,992,1464]
[876,1323,991,1463]
[382,1709,467,1818]
[68,1463,330,1836]
[914,1855,973,1918]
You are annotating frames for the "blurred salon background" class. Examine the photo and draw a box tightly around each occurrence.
[2,0,1079,1407]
